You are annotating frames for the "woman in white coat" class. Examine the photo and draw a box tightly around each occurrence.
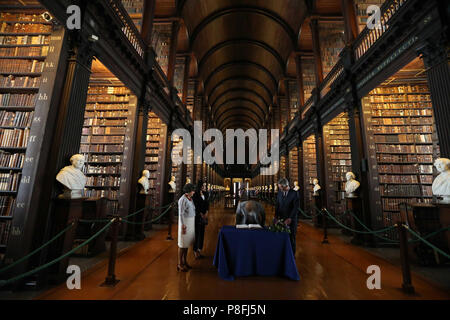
[177,183,196,272]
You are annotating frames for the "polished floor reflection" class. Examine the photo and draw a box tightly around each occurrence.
[37,202,450,300]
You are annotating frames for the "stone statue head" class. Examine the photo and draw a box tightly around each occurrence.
[70,154,85,170]
[346,172,356,182]
[313,178,319,185]
[142,170,150,178]
[434,158,450,173]
[170,175,175,182]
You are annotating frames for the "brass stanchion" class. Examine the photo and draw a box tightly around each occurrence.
[398,223,415,294]
[101,216,120,287]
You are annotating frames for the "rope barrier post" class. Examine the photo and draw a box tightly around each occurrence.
[101,216,120,287]
[166,203,174,241]
[398,223,415,294]
[322,209,329,244]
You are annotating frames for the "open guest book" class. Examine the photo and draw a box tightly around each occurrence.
[236,224,263,229]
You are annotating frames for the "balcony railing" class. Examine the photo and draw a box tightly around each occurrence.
[108,0,145,59]
[319,59,344,99]
[353,0,408,61]
[295,0,411,125]
[301,96,314,119]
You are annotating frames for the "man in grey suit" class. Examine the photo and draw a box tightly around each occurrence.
[236,200,266,226]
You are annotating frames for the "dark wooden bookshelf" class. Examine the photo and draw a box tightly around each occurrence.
[361,76,440,241]
[0,8,65,268]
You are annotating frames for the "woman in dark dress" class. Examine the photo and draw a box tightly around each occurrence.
[193,180,209,259]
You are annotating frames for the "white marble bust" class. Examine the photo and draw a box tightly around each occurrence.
[269,185,273,192]
[185,177,191,185]
[313,179,321,196]
[168,176,176,193]
[56,154,87,199]
[293,181,300,191]
[345,172,361,198]
[432,158,450,204]
[138,170,150,195]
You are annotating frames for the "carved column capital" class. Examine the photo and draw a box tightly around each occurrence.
[417,37,449,68]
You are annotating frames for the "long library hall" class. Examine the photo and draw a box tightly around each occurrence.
[0,0,450,301]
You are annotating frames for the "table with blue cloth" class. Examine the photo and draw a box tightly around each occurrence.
[213,226,300,281]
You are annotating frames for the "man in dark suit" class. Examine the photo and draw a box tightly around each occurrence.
[275,178,300,254]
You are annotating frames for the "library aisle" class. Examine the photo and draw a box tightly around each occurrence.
[36,203,450,300]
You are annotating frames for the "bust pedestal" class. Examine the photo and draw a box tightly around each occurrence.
[399,203,450,266]
[312,194,323,228]
[47,198,85,283]
[346,196,364,245]
[126,194,150,240]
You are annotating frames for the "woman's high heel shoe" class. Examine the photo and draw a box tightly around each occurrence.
[184,262,192,269]
[177,264,188,272]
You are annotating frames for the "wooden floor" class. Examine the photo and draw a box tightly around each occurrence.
[37,202,450,300]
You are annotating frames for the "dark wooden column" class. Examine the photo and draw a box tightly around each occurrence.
[181,55,191,105]
[310,18,324,86]
[341,0,359,45]
[285,144,290,179]
[295,54,306,106]
[284,79,291,121]
[141,0,156,46]
[128,5,156,219]
[345,94,374,242]
[296,134,305,211]
[48,37,94,199]
[312,111,327,208]
[167,21,180,86]
[162,114,175,206]
[418,41,450,157]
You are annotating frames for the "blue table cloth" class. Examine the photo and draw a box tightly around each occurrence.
[213,226,300,281]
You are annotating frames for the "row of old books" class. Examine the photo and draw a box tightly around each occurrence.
[0,34,48,45]
[0,46,48,57]
[84,154,123,163]
[0,128,29,148]
[0,151,24,168]
[79,143,124,153]
[86,94,130,103]
[87,86,131,95]
[0,196,15,217]
[80,135,124,144]
[0,12,48,23]
[0,75,41,88]
[0,59,44,73]
[380,184,432,197]
[0,172,20,191]
[84,111,128,118]
[83,118,127,127]
[0,22,52,34]
[373,125,433,134]
[378,164,433,174]
[0,111,34,127]
[368,94,431,103]
[0,93,36,107]
[83,165,121,174]
[81,126,126,135]
[86,176,121,188]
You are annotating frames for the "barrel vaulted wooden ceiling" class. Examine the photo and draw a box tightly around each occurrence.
[155,0,343,132]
